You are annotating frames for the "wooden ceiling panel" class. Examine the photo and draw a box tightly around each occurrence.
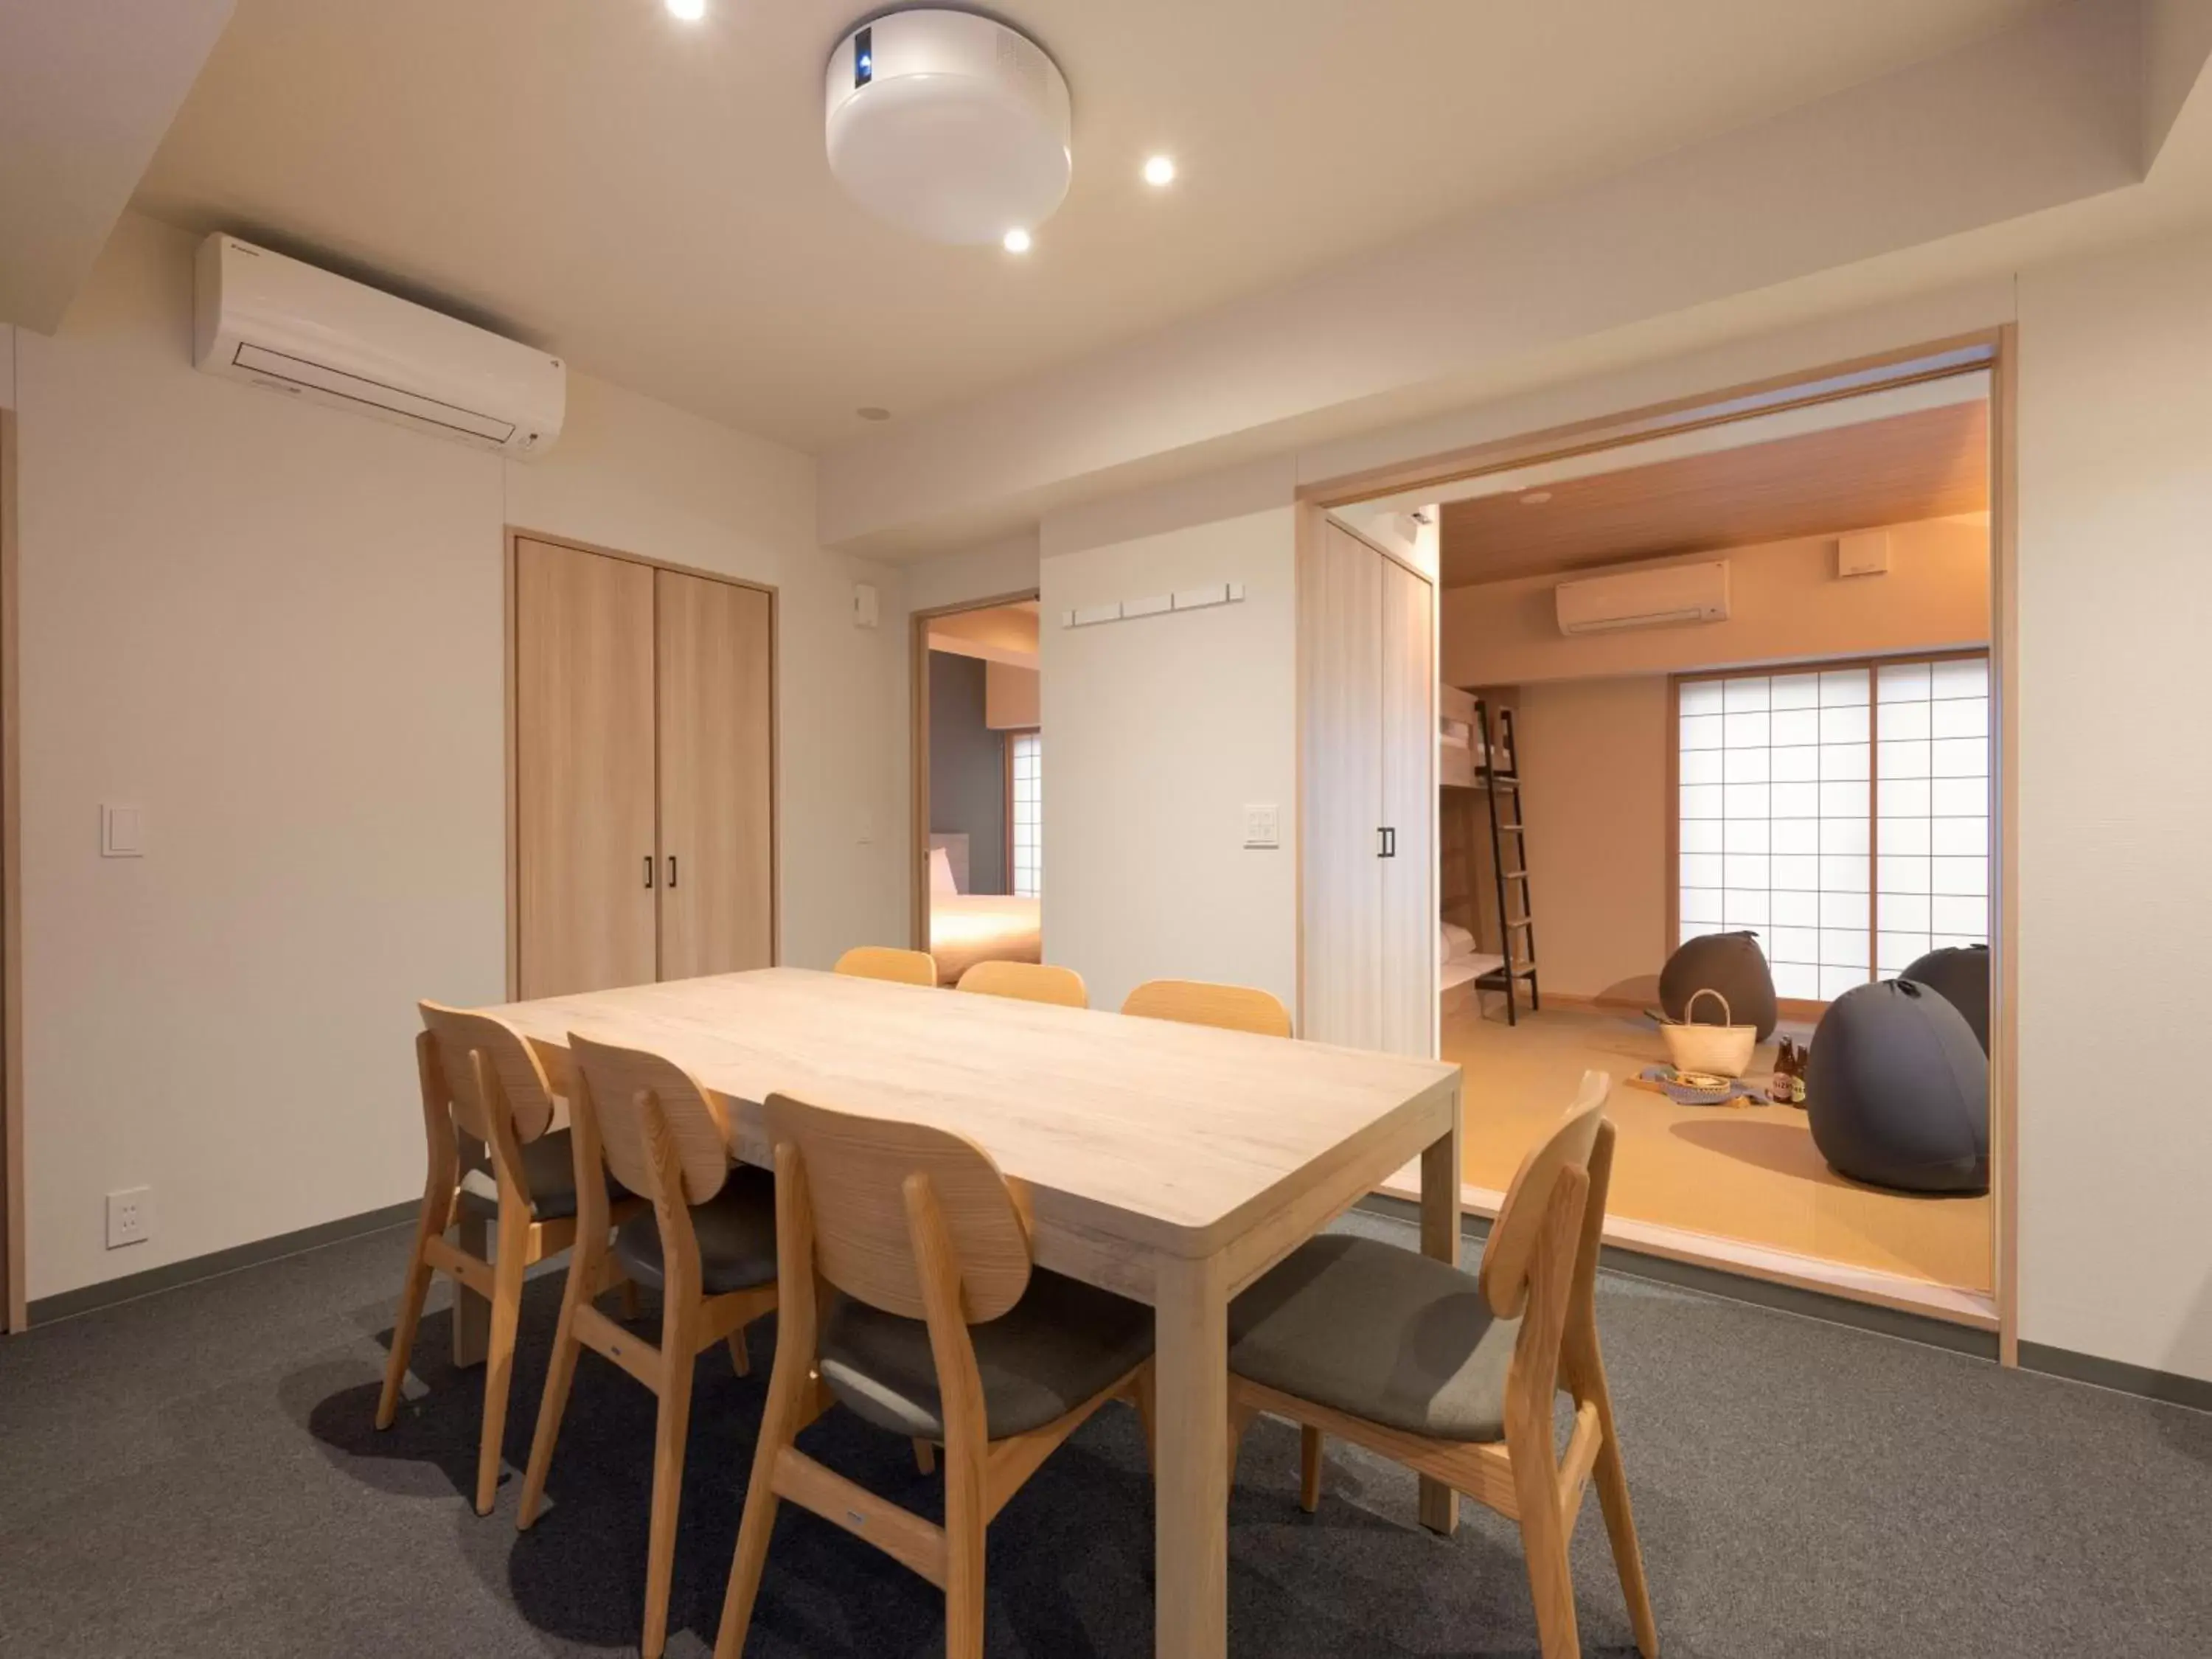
[1439,399,1988,588]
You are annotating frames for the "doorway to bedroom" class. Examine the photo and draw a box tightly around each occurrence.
[909,594,1043,985]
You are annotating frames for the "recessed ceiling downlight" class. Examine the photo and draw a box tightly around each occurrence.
[666,0,706,20]
[1143,154,1176,187]
[1002,229,1032,254]
[825,10,1073,246]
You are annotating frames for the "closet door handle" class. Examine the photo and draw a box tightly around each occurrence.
[644,855,655,889]
[667,856,678,889]
[1378,826,1397,858]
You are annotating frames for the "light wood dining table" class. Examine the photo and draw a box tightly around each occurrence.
[458,966,1464,1659]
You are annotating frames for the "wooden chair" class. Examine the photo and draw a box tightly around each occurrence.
[714,1094,1155,1659]
[955,959,1088,1007]
[834,945,940,987]
[1121,977,1293,1037]
[1225,1071,1657,1659]
[377,1003,639,1515]
[516,1033,781,1659]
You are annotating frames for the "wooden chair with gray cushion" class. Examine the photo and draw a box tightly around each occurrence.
[834,945,941,987]
[377,1003,641,1516]
[516,1033,780,1659]
[1121,977,1292,1037]
[1226,1071,1657,1659]
[714,1094,1155,1659]
[955,959,1088,1007]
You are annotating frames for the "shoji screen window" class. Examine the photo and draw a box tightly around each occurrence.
[1678,667,1872,1001]
[1009,732,1042,898]
[1875,657,1991,974]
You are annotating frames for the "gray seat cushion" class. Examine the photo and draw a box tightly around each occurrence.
[456,1129,608,1223]
[1228,1234,1520,1443]
[821,1268,1154,1441]
[612,1166,778,1295]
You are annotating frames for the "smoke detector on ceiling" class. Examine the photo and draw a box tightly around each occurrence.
[825,10,1072,246]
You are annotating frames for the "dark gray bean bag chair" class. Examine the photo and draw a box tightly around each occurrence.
[1659,930,1778,1041]
[1805,979,1988,1193]
[1901,944,1989,1054]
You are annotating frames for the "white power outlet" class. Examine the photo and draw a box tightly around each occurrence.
[106,1187,153,1249]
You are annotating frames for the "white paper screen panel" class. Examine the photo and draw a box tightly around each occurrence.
[1678,654,1991,1001]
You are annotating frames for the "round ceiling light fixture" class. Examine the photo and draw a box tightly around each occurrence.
[825,10,1072,246]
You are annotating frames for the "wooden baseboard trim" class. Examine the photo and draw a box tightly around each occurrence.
[1375,1166,1997,1332]
[21,1199,418,1329]
[2017,1342,2212,1414]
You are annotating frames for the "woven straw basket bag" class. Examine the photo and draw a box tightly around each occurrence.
[1660,987,1758,1078]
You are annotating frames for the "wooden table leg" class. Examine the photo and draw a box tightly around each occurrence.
[1155,1250,1229,1659]
[1419,1086,1464,1536]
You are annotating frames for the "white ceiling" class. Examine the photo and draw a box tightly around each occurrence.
[131,0,2046,451]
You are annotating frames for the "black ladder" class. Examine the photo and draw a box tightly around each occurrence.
[1473,699,1540,1025]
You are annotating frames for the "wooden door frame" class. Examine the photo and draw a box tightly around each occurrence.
[1,409,21,1332]
[907,589,1040,953]
[502,527,781,999]
[1302,328,2020,1361]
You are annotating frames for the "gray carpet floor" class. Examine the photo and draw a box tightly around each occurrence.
[4,1208,2210,1658]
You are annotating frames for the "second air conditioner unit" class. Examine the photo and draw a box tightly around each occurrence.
[1555,559,1731,636]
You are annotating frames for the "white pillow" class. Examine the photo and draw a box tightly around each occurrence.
[1441,921,1476,961]
[929,846,960,896]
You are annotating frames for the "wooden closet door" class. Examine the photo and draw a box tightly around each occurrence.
[515,538,658,998]
[1300,521,1385,1048]
[655,568,775,980]
[1378,553,1437,1058]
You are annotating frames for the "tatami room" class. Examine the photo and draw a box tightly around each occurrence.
[1382,376,2003,1324]
[5,5,2212,1659]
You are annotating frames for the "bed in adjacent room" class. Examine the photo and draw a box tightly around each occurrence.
[927,838,1041,984]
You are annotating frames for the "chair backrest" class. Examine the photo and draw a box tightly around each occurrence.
[1476,1069,1610,1318]
[956,960,1088,1008]
[566,1032,731,1205]
[766,1092,1031,1322]
[418,1002,557,1146]
[1121,978,1292,1038]
[834,945,940,987]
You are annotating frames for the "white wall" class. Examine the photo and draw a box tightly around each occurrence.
[13,213,905,1302]
[2014,223,2212,1384]
[1038,463,1300,1015]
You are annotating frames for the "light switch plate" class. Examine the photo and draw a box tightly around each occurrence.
[101,804,145,858]
[1243,803,1281,849]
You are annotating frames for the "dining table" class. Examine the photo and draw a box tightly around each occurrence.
[456,965,1464,1659]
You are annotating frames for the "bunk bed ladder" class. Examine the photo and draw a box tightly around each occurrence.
[1474,699,1540,1025]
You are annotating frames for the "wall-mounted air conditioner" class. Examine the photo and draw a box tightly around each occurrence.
[1555,560,1730,636]
[192,235,566,457]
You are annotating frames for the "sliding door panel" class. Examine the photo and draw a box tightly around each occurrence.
[1301,521,1385,1048]
[515,538,658,998]
[1379,554,1437,1058]
[656,569,775,980]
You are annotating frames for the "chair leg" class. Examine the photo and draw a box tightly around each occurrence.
[620,1277,642,1321]
[1132,1363,1157,1475]
[726,1326,751,1378]
[912,1439,937,1475]
[641,1336,698,1659]
[1573,1338,1658,1658]
[516,1242,594,1530]
[473,1212,529,1516]
[714,1350,808,1659]
[375,1199,441,1430]
[1298,1425,1324,1514]
[943,1439,987,1659]
[1509,1417,1582,1659]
